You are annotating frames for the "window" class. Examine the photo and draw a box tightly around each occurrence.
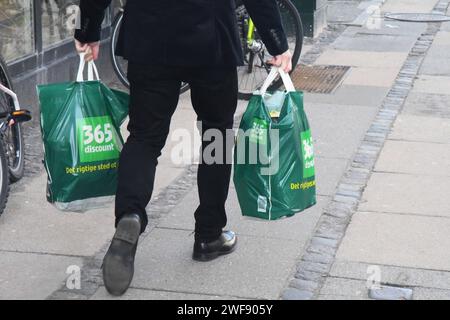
[41,0,80,48]
[0,0,35,62]
[41,0,111,48]
[1,0,114,76]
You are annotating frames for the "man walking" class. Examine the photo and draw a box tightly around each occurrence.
[75,0,292,296]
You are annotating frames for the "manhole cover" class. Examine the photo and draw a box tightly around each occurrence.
[291,65,350,94]
[385,13,450,22]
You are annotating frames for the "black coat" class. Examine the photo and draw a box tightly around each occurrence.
[75,0,288,66]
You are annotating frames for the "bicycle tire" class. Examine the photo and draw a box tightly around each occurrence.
[236,0,303,100]
[110,11,190,94]
[0,56,25,182]
[110,11,129,88]
[0,139,10,217]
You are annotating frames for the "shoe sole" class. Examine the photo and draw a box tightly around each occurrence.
[192,241,237,262]
[102,216,141,296]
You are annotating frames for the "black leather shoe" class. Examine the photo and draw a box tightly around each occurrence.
[102,213,141,296]
[193,231,237,262]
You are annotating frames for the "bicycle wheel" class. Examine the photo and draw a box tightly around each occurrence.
[0,139,10,217]
[110,10,190,93]
[236,0,303,100]
[0,56,25,182]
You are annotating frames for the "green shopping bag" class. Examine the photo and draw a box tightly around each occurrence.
[233,67,316,220]
[37,54,129,211]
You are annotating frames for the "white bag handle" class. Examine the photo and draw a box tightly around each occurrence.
[258,66,296,96]
[76,53,100,82]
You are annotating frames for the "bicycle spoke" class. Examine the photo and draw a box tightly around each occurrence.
[236,0,303,98]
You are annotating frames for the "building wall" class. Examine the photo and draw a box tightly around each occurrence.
[0,1,119,118]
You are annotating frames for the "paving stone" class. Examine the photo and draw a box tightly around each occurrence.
[317,294,368,300]
[420,56,450,76]
[432,31,450,46]
[0,173,116,257]
[443,21,450,32]
[359,172,450,217]
[304,103,378,159]
[310,237,340,249]
[336,212,450,271]
[91,287,235,300]
[158,188,329,242]
[411,75,450,94]
[341,21,427,38]
[295,269,324,282]
[369,286,413,300]
[414,287,450,300]
[297,261,330,274]
[402,92,450,118]
[332,33,417,53]
[423,44,450,60]
[381,0,438,14]
[315,50,409,68]
[315,157,349,196]
[131,229,300,299]
[302,252,335,265]
[320,277,368,299]
[307,242,338,256]
[327,1,364,24]
[289,279,319,292]
[389,114,450,143]
[282,288,314,300]
[0,251,82,300]
[330,260,450,290]
[375,140,450,176]
[305,85,390,108]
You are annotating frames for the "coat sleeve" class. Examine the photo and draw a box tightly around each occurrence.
[74,0,112,43]
[242,0,289,56]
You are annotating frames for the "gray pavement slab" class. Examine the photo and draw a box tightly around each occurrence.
[91,287,238,300]
[418,32,450,77]
[305,102,378,159]
[315,50,409,68]
[374,140,450,176]
[411,75,450,95]
[330,260,450,290]
[0,173,116,257]
[316,293,367,300]
[443,22,450,32]
[157,187,329,242]
[389,114,450,144]
[342,66,400,88]
[315,157,349,196]
[341,22,427,37]
[420,57,450,76]
[414,287,450,300]
[423,44,450,59]
[432,31,450,44]
[320,277,368,299]
[381,0,439,14]
[336,212,450,271]
[402,92,450,118]
[304,85,390,108]
[130,228,301,299]
[331,33,418,52]
[0,251,81,300]
[359,172,450,216]
[327,0,365,24]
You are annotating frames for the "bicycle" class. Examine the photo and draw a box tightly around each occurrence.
[235,0,303,99]
[110,0,303,100]
[0,56,27,182]
[0,56,32,216]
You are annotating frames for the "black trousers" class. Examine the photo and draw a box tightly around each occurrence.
[115,64,238,241]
